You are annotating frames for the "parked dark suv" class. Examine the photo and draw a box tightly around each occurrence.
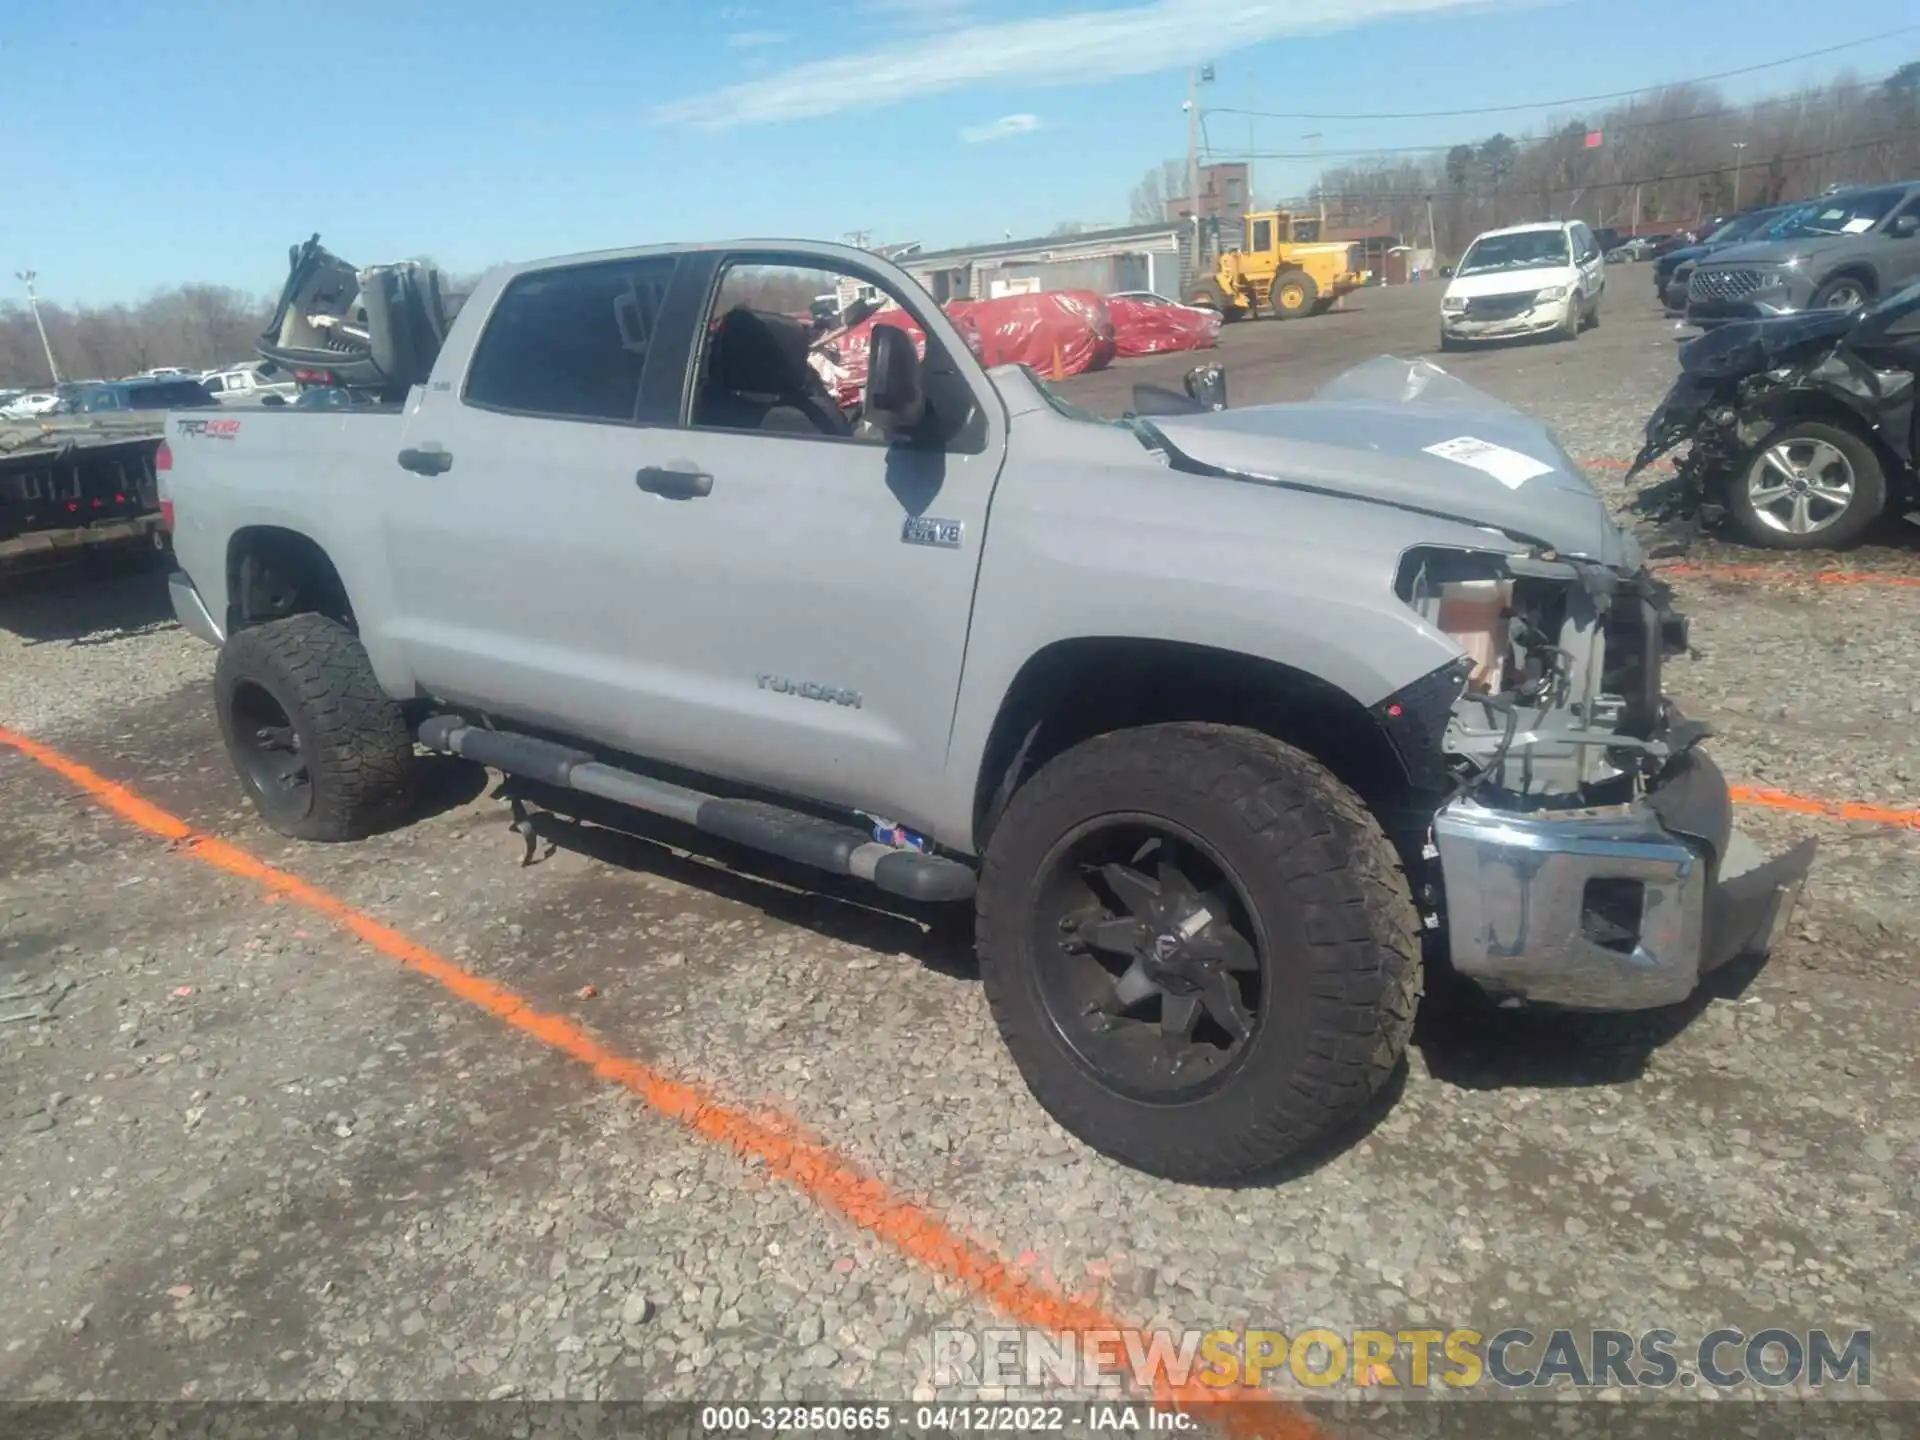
[1685,182,1920,326]
[1655,205,1794,313]
[70,378,217,413]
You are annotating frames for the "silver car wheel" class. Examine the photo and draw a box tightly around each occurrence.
[1745,439,1856,535]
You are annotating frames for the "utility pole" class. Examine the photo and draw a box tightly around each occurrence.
[1185,67,1202,274]
[1730,141,1748,212]
[1247,118,1256,214]
[1424,194,1438,272]
[1302,132,1326,233]
[15,270,61,385]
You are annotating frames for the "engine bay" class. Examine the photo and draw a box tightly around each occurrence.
[1396,546,1690,808]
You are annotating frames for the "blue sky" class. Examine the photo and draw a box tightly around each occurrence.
[3,0,1913,304]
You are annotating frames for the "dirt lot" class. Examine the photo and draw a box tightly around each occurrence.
[3,273,1917,1417]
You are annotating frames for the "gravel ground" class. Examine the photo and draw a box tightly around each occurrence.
[3,276,1917,1416]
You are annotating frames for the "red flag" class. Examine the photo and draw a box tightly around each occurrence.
[1583,130,1604,148]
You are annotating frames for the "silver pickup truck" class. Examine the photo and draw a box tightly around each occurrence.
[161,237,1815,1182]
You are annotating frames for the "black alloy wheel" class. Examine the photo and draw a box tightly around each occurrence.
[226,676,314,822]
[1030,820,1264,1103]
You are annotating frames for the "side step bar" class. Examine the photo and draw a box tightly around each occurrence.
[416,716,976,903]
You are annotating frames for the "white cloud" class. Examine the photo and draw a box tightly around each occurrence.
[656,0,1506,128]
[960,112,1042,143]
[726,29,787,47]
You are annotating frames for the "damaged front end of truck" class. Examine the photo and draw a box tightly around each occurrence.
[1139,356,1817,1011]
[1389,541,1814,1010]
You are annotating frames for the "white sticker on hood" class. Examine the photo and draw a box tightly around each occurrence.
[1422,435,1556,489]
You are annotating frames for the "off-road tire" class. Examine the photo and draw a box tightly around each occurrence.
[1724,420,1887,551]
[1438,330,1464,353]
[1267,269,1317,320]
[976,723,1421,1183]
[214,613,416,841]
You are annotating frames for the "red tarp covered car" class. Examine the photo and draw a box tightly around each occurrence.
[1105,295,1222,357]
[945,291,1116,377]
[815,290,1117,408]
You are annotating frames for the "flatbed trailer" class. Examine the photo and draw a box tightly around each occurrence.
[0,417,166,569]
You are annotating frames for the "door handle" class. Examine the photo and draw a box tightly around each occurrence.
[397,446,453,476]
[635,465,713,499]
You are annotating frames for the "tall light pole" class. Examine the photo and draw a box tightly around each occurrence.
[1183,64,1218,273]
[15,270,61,385]
[1184,70,1201,273]
[1302,132,1326,233]
[1730,140,1748,213]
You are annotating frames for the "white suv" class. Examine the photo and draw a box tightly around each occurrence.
[1440,220,1606,349]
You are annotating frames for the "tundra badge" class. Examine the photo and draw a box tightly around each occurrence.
[756,674,862,708]
[902,516,964,549]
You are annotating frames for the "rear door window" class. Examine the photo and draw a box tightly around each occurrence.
[464,256,679,423]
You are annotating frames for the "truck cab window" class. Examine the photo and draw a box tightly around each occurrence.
[464,256,677,422]
[690,261,911,444]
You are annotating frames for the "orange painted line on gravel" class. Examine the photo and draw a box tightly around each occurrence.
[1730,784,1920,831]
[0,725,1310,1437]
[1658,562,1920,591]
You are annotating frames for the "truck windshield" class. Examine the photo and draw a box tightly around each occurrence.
[1457,230,1570,275]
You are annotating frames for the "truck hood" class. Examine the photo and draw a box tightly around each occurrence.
[1143,357,1636,566]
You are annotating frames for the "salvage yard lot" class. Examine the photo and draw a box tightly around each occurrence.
[2,276,1916,1408]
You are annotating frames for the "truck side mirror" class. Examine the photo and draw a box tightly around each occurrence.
[866,324,926,437]
[1892,214,1919,239]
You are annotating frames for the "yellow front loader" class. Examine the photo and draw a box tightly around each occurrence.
[1188,210,1369,321]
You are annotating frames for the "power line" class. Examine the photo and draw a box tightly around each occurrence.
[1202,71,1907,163]
[1204,26,1916,123]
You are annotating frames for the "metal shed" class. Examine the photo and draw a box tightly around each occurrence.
[901,223,1190,303]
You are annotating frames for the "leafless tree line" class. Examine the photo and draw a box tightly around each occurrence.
[0,284,275,389]
[1,253,492,390]
[1307,63,1920,257]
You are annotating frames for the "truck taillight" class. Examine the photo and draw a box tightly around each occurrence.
[156,440,172,472]
[294,368,336,386]
[160,500,175,532]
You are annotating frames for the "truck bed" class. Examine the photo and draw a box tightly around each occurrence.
[159,405,412,632]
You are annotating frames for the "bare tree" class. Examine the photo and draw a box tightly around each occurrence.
[1128,159,1189,224]
[1,283,275,386]
[1290,68,1920,259]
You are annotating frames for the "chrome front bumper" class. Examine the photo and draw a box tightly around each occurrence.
[1433,749,1816,1010]
[168,569,225,647]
